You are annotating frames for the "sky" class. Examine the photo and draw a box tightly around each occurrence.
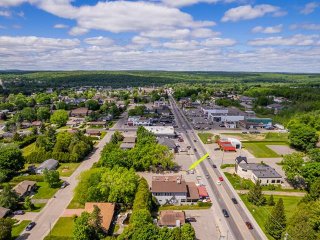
[0,0,320,72]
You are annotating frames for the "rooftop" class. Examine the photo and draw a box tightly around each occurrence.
[158,210,186,227]
[13,180,36,197]
[239,163,282,178]
[152,176,187,193]
[85,202,115,231]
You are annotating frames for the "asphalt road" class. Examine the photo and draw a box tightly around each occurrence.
[169,96,267,240]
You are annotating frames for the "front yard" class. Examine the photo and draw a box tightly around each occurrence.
[33,182,60,199]
[44,217,74,240]
[58,163,81,177]
[12,220,31,239]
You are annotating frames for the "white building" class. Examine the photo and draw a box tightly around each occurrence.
[145,126,175,138]
[127,116,151,126]
[235,157,282,185]
[201,106,228,116]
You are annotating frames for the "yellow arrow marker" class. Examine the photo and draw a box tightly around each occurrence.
[189,153,209,170]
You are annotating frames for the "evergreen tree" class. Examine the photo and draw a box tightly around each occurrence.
[0,184,19,209]
[268,194,275,206]
[265,198,286,240]
[247,181,266,206]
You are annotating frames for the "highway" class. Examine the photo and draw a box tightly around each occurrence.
[169,96,267,240]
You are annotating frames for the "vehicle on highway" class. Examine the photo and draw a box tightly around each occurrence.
[245,221,253,230]
[194,148,197,152]
[193,139,197,142]
[212,164,217,168]
[219,176,224,181]
[26,222,36,231]
[231,198,238,204]
[187,217,197,222]
[205,174,210,179]
[222,209,229,218]
[216,181,221,185]
[13,210,25,215]
[60,181,70,189]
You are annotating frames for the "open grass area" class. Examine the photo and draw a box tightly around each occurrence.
[240,194,302,240]
[220,164,235,169]
[22,142,37,157]
[12,220,31,239]
[33,182,60,199]
[159,202,212,210]
[243,141,287,158]
[58,163,81,177]
[44,217,74,240]
[198,132,214,144]
[221,132,288,142]
[67,196,84,209]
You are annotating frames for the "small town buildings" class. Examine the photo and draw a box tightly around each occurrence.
[145,126,175,138]
[158,210,186,228]
[217,137,242,152]
[127,116,151,126]
[13,180,37,199]
[239,118,273,129]
[0,207,10,218]
[120,137,136,149]
[151,176,199,205]
[158,137,178,153]
[66,118,85,128]
[36,159,59,174]
[86,121,107,128]
[86,129,101,137]
[235,156,283,185]
[70,107,91,117]
[197,186,209,199]
[32,121,43,127]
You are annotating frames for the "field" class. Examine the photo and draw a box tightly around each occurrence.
[198,133,214,144]
[33,182,60,199]
[240,194,303,240]
[221,132,289,142]
[58,163,81,177]
[242,141,287,158]
[67,196,84,209]
[44,217,74,240]
[12,220,31,239]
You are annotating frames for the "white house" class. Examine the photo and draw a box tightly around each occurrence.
[235,157,282,185]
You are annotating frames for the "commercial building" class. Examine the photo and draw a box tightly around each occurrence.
[158,137,178,153]
[145,126,176,138]
[158,210,186,228]
[239,118,272,129]
[235,156,283,185]
[127,116,151,126]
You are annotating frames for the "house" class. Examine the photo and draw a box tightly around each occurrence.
[20,121,32,129]
[235,156,283,185]
[13,180,37,198]
[86,129,101,137]
[158,210,186,228]
[158,137,178,153]
[86,121,107,127]
[151,176,199,205]
[145,126,176,138]
[197,186,209,199]
[36,159,59,174]
[0,207,10,218]
[70,107,90,117]
[85,202,115,233]
[120,137,136,149]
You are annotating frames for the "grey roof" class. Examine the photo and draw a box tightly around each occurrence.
[235,156,248,164]
[0,207,10,218]
[239,163,282,178]
[37,159,59,171]
[158,137,176,149]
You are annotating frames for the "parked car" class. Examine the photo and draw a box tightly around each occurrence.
[13,210,25,215]
[187,217,197,222]
[205,174,210,179]
[60,181,70,189]
[219,176,224,181]
[222,209,229,218]
[245,221,253,230]
[26,222,36,231]
[212,164,217,168]
[194,148,197,152]
[231,198,238,204]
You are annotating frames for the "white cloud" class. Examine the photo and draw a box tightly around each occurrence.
[84,36,114,46]
[141,29,191,39]
[290,23,320,31]
[248,34,319,46]
[252,24,283,34]
[221,4,282,22]
[300,2,319,15]
[202,37,236,46]
[53,24,69,29]
[191,28,220,38]
[0,0,27,7]
[0,10,11,17]
[162,0,222,7]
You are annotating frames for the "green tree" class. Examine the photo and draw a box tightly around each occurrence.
[265,198,286,240]
[267,194,275,206]
[281,153,304,186]
[307,148,320,162]
[73,212,99,240]
[24,196,34,210]
[0,218,13,240]
[303,178,320,202]
[20,107,36,122]
[86,99,100,111]
[37,106,51,121]
[301,162,320,186]
[181,223,196,240]
[0,184,19,209]
[288,124,319,151]
[43,169,60,188]
[0,144,25,177]
[247,181,266,206]
[50,109,69,127]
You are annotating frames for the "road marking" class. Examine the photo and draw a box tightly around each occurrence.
[188,153,209,170]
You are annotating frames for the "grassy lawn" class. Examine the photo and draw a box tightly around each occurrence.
[12,220,31,239]
[58,163,81,177]
[22,142,37,157]
[221,132,288,142]
[44,217,74,240]
[224,172,254,190]
[159,202,212,210]
[198,132,214,144]
[243,141,287,158]
[100,131,107,139]
[240,194,302,240]
[220,164,235,169]
[33,182,60,199]
[67,196,84,209]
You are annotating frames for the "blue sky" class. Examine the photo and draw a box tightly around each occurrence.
[0,0,319,72]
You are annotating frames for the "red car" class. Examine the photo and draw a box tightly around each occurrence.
[219,177,224,181]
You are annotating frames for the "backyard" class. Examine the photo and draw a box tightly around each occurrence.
[240,194,303,240]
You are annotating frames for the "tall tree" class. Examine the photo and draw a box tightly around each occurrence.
[281,153,304,186]
[0,218,13,240]
[247,181,266,206]
[43,169,60,188]
[268,194,275,206]
[50,109,69,127]
[0,184,19,209]
[288,124,318,151]
[73,212,99,240]
[181,223,196,240]
[0,144,25,178]
[265,198,286,240]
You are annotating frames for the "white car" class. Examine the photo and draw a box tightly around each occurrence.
[216,181,221,185]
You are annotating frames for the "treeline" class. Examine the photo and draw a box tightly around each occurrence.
[99,127,175,171]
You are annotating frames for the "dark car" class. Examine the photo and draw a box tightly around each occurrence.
[222,209,229,218]
[61,181,70,189]
[187,217,197,222]
[194,148,197,152]
[231,198,238,204]
[13,210,25,215]
[212,164,217,168]
[205,174,210,179]
[193,139,197,142]
[246,221,253,230]
[26,222,36,231]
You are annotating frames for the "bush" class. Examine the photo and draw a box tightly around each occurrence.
[18,135,37,149]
